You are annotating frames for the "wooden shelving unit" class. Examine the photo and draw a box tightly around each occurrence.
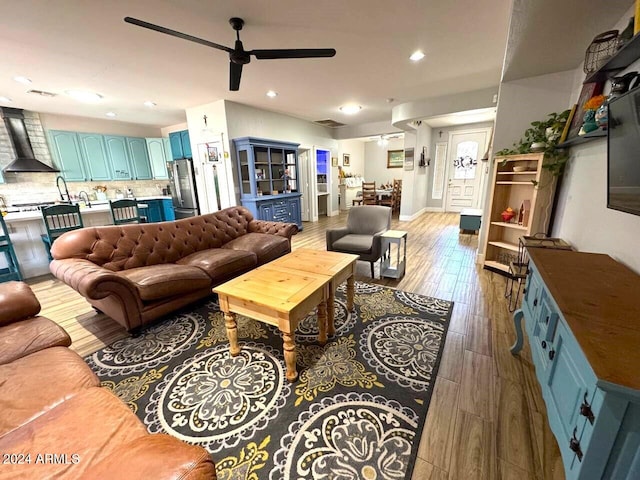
[482,153,557,275]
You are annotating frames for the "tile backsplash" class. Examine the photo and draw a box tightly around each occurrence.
[0,111,170,205]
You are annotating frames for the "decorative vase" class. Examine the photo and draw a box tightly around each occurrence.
[579,110,598,135]
[595,103,608,129]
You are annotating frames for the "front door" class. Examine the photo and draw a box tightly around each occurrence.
[444,128,491,212]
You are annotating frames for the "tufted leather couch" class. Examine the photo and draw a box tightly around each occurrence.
[0,281,216,479]
[49,206,297,331]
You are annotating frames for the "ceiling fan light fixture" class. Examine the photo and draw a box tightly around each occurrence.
[143,101,156,107]
[65,90,103,103]
[339,104,361,115]
[266,90,278,98]
[13,76,32,85]
[410,50,425,62]
[377,135,389,146]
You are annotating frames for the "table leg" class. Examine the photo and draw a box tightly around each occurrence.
[224,312,241,356]
[318,298,328,345]
[282,332,298,382]
[327,285,335,337]
[347,275,355,311]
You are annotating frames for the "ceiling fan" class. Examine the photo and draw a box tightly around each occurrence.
[124,16,336,91]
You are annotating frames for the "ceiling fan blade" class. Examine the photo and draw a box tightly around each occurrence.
[230,61,243,91]
[124,17,233,53]
[250,48,336,60]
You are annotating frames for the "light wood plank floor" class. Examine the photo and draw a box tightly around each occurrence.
[26,211,565,479]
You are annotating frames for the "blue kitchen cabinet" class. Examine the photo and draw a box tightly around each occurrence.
[511,249,640,479]
[179,130,191,158]
[77,133,111,181]
[161,198,175,220]
[48,130,86,181]
[145,138,169,180]
[127,137,152,180]
[104,135,132,180]
[163,137,173,166]
[144,200,163,222]
[169,132,183,160]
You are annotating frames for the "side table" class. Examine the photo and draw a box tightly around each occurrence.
[380,230,407,279]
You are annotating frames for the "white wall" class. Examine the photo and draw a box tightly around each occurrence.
[40,113,162,138]
[363,137,404,185]
[337,139,365,177]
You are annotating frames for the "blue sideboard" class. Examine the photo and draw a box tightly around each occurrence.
[511,249,640,479]
[137,198,174,223]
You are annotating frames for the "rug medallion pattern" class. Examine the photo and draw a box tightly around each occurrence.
[87,282,453,480]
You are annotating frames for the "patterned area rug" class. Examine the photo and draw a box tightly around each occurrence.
[86,282,453,479]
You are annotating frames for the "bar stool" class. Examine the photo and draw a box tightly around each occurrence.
[0,214,22,282]
[109,199,141,225]
[41,204,84,261]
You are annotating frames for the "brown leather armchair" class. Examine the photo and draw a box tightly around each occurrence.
[326,205,391,278]
[0,282,216,479]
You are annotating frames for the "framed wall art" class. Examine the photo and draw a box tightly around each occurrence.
[331,156,338,167]
[387,149,403,168]
[343,154,350,166]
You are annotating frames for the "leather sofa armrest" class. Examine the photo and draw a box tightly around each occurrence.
[49,259,137,302]
[249,219,298,239]
[0,281,41,327]
[78,434,216,480]
[326,227,349,250]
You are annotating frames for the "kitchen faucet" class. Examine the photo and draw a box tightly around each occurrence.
[77,191,91,208]
[56,176,70,202]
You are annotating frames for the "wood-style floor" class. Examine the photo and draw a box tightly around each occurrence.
[27,210,565,480]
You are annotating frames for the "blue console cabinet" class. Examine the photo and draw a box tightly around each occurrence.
[511,249,640,479]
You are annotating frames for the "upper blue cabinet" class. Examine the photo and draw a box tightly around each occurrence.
[77,133,111,181]
[146,138,169,179]
[169,130,192,160]
[48,130,87,181]
[104,135,133,180]
[126,137,152,180]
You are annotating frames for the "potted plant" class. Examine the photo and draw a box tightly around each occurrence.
[495,109,571,184]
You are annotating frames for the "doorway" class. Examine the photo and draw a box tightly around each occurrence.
[444,128,491,212]
[298,148,312,222]
[315,148,331,218]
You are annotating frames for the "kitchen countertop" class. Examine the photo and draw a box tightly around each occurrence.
[4,196,171,223]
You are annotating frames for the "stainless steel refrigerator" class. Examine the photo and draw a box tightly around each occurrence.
[167,158,200,219]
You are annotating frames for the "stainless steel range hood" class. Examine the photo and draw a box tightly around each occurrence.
[1,107,59,173]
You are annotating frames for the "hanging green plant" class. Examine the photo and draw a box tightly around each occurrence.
[495,110,571,185]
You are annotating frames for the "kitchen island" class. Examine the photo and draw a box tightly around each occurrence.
[3,196,172,279]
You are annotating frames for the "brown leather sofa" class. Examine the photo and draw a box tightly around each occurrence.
[0,281,216,479]
[49,206,297,331]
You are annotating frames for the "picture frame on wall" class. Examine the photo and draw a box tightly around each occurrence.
[343,154,350,166]
[387,149,403,168]
[331,156,338,167]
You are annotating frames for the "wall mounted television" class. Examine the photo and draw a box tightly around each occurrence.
[607,87,640,216]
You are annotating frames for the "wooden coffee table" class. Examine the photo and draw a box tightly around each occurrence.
[268,249,359,335]
[214,263,330,382]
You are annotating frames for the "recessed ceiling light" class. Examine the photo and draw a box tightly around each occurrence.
[65,90,103,103]
[105,112,117,117]
[143,101,156,107]
[13,76,32,85]
[0,96,12,103]
[410,50,425,62]
[339,104,362,115]
[266,90,278,98]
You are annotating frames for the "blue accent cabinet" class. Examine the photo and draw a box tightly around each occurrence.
[126,137,152,180]
[103,135,132,180]
[232,137,302,230]
[77,133,111,181]
[48,130,87,181]
[169,130,191,160]
[139,198,175,223]
[511,249,640,479]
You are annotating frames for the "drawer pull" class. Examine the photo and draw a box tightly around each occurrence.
[523,288,527,294]
[541,340,547,349]
[533,298,538,307]
[569,427,583,462]
[580,392,595,424]
[545,315,550,324]
[548,349,555,361]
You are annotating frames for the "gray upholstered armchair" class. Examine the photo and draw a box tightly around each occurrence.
[326,205,391,278]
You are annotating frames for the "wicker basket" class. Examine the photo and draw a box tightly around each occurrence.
[584,30,619,74]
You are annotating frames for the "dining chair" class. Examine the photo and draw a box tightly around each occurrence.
[380,179,402,213]
[0,214,22,282]
[40,204,84,261]
[361,181,377,205]
[110,199,141,225]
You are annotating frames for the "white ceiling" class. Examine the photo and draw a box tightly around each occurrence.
[0,0,632,130]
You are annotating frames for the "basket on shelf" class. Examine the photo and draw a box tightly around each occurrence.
[584,30,619,74]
